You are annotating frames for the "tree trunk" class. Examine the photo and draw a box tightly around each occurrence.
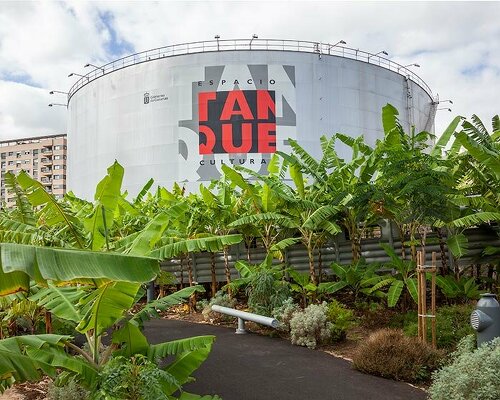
[307,246,317,285]
[210,252,217,297]
[245,236,253,262]
[318,248,323,284]
[223,246,232,296]
[45,311,52,334]
[187,254,196,312]
[436,228,449,276]
[179,256,185,289]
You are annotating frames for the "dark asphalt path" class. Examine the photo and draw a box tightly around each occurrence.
[144,319,427,400]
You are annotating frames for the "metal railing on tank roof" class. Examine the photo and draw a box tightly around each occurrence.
[67,38,432,102]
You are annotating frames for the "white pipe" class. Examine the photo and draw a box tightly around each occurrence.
[211,305,279,334]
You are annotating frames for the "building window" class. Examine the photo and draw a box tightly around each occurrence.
[8,161,13,166]
[24,151,30,155]
[8,152,13,156]
[33,149,38,156]
[54,165,62,170]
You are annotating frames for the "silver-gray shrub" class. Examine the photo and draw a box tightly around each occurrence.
[272,298,300,332]
[428,335,500,400]
[289,302,332,349]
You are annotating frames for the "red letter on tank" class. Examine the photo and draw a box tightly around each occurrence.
[221,123,253,153]
[257,90,276,120]
[199,92,216,122]
[258,123,276,153]
[220,91,254,120]
[199,125,216,154]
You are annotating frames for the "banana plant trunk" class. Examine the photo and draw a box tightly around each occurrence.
[210,252,217,297]
[307,246,317,285]
[436,228,449,276]
[223,245,232,296]
[187,253,196,312]
[45,311,52,334]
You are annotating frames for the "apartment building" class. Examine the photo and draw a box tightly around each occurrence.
[0,134,67,208]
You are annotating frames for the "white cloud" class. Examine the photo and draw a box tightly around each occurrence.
[0,0,499,142]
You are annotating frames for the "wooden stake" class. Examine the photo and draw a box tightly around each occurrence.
[421,254,427,344]
[431,252,437,349]
[417,251,422,340]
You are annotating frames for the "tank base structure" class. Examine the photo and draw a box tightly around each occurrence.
[67,39,435,198]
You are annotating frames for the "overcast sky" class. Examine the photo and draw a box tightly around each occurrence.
[0,1,499,142]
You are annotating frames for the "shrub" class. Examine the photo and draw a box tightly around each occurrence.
[392,304,474,349]
[290,302,332,349]
[202,291,236,323]
[47,379,89,400]
[272,298,300,332]
[352,328,444,383]
[326,300,356,342]
[428,335,500,400]
[247,269,290,316]
[94,355,176,400]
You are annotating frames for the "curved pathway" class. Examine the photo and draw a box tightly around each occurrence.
[144,319,427,400]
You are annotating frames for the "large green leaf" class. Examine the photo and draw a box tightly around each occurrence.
[77,281,140,336]
[302,205,340,230]
[3,172,36,227]
[405,277,418,303]
[270,237,301,252]
[446,233,469,258]
[0,243,159,295]
[449,212,500,228]
[112,321,149,357]
[29,284,85,323]
[131,285,204,326]
[134,177,154,204]
[150,234,243,259]
[431,116,463,158]
[126,211,171,256]
[455,131,500,179]
[147,336,215,360]
[387,280,404,307]
[165,342,213,393]
[84,161,124,251]
[0,334,71,393]
[230,212,296,229]
[16,172,85,249]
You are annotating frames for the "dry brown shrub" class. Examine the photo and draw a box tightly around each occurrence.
[352,328,443,383]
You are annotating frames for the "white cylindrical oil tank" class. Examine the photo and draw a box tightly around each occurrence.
[67,39,434,198]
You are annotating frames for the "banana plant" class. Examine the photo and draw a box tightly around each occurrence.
[435,275,481,302]
[322,259,390,301]
[379,243,418,308]
[1,285,216,398]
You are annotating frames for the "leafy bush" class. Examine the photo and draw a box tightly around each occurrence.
[326,300,356,342]
[391,304,474,349]
[290,302,332,349]
[272,298,300,332]
[352,328,443,383]
[247,267,290,317]
[47,379,89,400]
[202,291,236,323]
[93,355,178,400]
[429,335,500,400]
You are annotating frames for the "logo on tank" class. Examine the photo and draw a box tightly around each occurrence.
[198,90,276,154]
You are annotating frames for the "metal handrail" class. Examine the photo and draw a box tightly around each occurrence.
[67,38,432,103]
